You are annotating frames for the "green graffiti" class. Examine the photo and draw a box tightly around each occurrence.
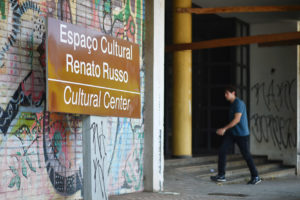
[8,166,21,190]
[135,146,143,190]
[124,0,130,22]
[8,137,39,190]
[104,0,111,13]
[26,154,36,172]
[0,0,6,20]
[114,11,124,22]
[7,113,42,190]
[21,157,28,178]
[53,131,63,159]
[8,143,39,189]
[113,0,131,23]
[137,0,142,44]
[124,171,133,184]
[12,113,36,134]
[113,0,136,40]
[28,34,34,70]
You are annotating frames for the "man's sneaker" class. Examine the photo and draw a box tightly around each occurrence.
[210,175,226,182]
[247,176,262,185]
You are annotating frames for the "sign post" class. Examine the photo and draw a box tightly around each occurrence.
[46,18,141,200]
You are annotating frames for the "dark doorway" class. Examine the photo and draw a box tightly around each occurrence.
[192,14,250,155]
[164,2,250,158]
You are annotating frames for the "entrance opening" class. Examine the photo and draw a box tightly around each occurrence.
[192,12,250,155]
[164,2,250,157]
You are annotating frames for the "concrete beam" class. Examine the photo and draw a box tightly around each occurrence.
[166,32,300,52]
[177,6,300,15]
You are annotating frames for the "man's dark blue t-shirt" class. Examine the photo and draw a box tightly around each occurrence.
[229,98,249,136]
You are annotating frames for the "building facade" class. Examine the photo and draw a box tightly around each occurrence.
[0,0,165,199]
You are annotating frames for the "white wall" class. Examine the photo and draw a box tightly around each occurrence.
[250,22,298,165]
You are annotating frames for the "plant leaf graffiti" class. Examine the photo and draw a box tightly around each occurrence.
[6,112,43,190]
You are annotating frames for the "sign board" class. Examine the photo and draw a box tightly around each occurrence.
[46,18,140,118]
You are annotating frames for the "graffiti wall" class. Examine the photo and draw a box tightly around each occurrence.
[250,22,297,165]
[0,0,145,199]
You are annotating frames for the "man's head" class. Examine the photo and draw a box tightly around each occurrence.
[224,86,236,102]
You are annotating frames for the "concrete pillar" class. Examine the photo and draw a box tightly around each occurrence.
[172,0,192,157]
[144,0,165,192]
[83,116,108,200]
[297,22,300,175]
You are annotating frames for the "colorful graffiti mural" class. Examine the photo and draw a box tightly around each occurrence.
[0,0,145,198]
[43,112,83,195]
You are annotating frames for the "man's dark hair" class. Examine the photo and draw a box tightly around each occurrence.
[224,85,237,94]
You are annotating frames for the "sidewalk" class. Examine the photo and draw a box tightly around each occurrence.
[110,167,300,200]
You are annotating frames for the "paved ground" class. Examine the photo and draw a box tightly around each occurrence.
[110,168,300,200]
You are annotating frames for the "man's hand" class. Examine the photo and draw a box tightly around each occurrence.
[216,113,241,136]
[216,128,226,136]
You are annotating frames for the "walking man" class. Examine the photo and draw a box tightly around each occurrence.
[210,86,261,184]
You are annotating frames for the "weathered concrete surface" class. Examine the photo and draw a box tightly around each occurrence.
[110,166,300,200]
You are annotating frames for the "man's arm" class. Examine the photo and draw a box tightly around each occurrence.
[216,113,242,136]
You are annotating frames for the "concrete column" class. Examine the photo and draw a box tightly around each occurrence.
[172,0,192,157]
[297,22,300,175]
[144,0,165,192]
[83,116,108,200]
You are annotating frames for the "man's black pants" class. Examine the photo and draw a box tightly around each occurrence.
[218,133,258,177]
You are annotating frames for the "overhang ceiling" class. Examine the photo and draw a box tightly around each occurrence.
[192,0,300,24]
